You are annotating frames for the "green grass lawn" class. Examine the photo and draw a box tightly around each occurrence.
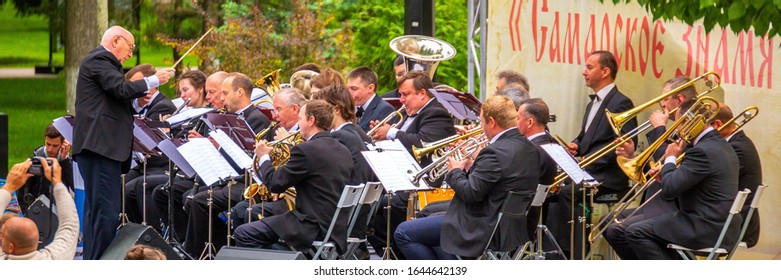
[0,77,67,167]
[0,1,198,68]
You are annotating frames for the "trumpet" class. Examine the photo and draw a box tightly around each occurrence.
[412,126,482,161]
[589,97,722,243]
[367,105,406,137]
[411,136,487,184]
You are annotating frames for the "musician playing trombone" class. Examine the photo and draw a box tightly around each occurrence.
[616,99,741,259]
[394,95,541,259]
[604,77,698,258]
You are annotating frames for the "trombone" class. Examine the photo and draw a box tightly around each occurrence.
[589,97,723,243]
[548,72,721,189]
[367,105,406,138]
[606,71,721,135]
[412,126,483,161]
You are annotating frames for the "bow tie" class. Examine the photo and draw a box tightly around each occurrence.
[588,94,599,101]
[356,106,365,118]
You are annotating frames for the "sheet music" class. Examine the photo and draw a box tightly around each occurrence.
[540,143,595,184]
[368,139,421,171]
[178,138,239,186]
[211,129,253,170]
[157,139,196,178]
[52,117,74,143]
[362,150,421,192]
[165,107,214,127]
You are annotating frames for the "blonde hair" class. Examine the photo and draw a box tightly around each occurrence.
[124,244,167,260]
[481,95,518,129]
[290,70,319,98]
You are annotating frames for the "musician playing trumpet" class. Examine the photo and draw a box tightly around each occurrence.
[394,95,541,259]
[367,71,456,259]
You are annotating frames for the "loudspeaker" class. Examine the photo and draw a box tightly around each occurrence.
[215,246,306,260]
[100,223,182,260]
[404,0,435,36]
[25,196,58,250]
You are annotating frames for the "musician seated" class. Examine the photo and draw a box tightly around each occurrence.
[182,73,272,257]
[367,71,456,259]
[347,66,396,132]
[234,100,354,255]
[617,99,741,259]
[394,95,541,259]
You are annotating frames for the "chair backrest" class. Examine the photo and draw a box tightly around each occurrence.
[314,184,365,259]
[531,184,549,207]
[728,184,768,260]
[345,182,384,237]
[707,189,750,260]
[483,191,535,254]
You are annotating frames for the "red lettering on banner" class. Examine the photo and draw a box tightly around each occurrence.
[509,0,518,51]
[652,20,665,78]
[713,29,730,84]
[758,36,773,89]
[600,14,611,51]
[676,26,693,77]
[613,15,623,67]
[564,13,581,64]
[584,14,597,59]
[624,17,637,72]
[732,31,755,87]
[532,0,548,62]
[696,26,710,75]
[638,17,650,75]
[549,12,562,62]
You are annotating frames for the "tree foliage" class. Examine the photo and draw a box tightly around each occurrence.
[610,0,781,37]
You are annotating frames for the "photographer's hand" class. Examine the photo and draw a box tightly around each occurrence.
[2,159,34,193]
[41,157,62,186]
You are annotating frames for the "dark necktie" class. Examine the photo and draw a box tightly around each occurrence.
[139,105,150,117]
[356,106,365,119]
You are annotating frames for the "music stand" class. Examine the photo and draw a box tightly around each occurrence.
[382,98,403,110]
[204,113,257,152]
[130,118,170,227]
[429,89,481,121]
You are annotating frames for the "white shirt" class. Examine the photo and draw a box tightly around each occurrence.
[526,131,547,142]
[584,83,615,132]
[132,92,159,115]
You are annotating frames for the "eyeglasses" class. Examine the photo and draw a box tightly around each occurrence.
[118,35,135,52]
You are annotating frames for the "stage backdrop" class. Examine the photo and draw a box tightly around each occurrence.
[487,0,780,259]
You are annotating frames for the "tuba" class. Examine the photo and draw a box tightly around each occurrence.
[255,69,282,97]
[390,35,456,79]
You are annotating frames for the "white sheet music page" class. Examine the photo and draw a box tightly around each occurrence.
[368,139,422,171]
[52,117,73,143]
[165,107,214,127]
[157,139,196,178]
[178,138,239,186]
[540,143,595,184]
[362,150,420,191]
[210,129,253,170]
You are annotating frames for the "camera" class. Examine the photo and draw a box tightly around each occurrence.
[27,157,54,176]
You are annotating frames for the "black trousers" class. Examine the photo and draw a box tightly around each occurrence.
[184,182,243,257]
[152,176,197,242]
[124,173,167,231]
[75,150,122,260]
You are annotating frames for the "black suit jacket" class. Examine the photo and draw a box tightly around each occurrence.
[259,131,354,253]
[655,130,741,249]
[331,123,374,185]
[572,86,637,190]
[73,46,148,162]
[728,130,762,248]
[529,133,557,185]
[238,105,272,134]
[358,95,395,132]
[143,93,176,121]
[395,100,456,167]
[441,129,540,257]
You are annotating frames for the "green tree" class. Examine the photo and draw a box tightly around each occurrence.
[610,0,781,37]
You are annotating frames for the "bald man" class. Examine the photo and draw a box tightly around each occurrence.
[73,25,175,259]
[205,71,230,111]
[1,159,79,260]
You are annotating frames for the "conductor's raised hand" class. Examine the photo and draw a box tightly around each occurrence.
[156,68,176,85]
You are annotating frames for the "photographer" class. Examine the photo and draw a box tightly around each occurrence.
[19,124,74,213]
[1,158,79,260]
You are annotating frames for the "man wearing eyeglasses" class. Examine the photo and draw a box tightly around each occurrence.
[72,25,175,260]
